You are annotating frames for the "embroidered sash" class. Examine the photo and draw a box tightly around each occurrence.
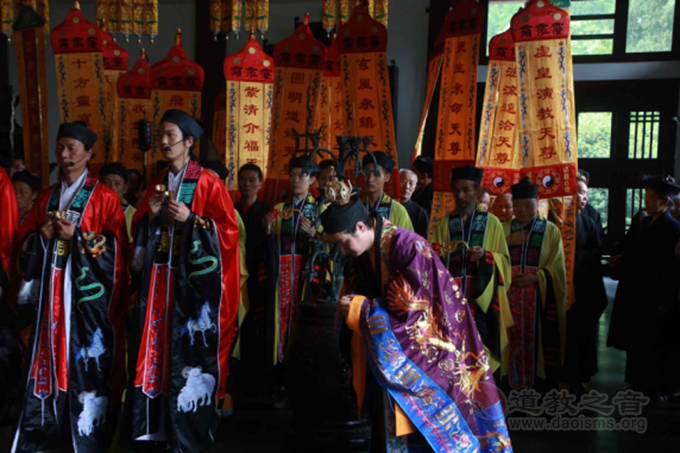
[31,172,98,400]
[140,162,201,398]
[365,193,394,223]
[507,217,546,390]
[446,208,489,296]
[277,193,318,363]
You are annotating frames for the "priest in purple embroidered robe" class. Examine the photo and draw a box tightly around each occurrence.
[323,192,512,453]
[502,178,567,390]
[12,122,128,453]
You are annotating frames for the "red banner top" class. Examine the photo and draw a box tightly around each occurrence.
[274,14,327,70]
[150,29,205,91]
[51,2,103,54]
[337,4,388,54]
[443,0,485,39]
[117,49,151,99]
[489,29,516,62]
[101,21,129,71]
[511,0,570,43]
[224,36,274,83]
[324,37,341,77]
[214,90,226,113]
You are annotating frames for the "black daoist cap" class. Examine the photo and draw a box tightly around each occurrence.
[645,175,680,198]
[450,165,484,184]
[321,196,368,235]
[99,162,131,183]
[160,110,204,140]
[511,177,539,199]
[412,156,433,174]
[57,122,98,149]
[12,170,41,193]
[363,151,395,173]
[204,160,230,180]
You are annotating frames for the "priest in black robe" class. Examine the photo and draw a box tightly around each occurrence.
[399,169,429,238]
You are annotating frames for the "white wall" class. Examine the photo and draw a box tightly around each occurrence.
[6,0,429,173]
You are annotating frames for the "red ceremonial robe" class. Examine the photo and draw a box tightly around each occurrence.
[12,171,128,453]
[0,168,18,307]
[127,161,240,452]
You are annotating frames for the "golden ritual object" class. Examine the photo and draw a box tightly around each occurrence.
[439,240,470,253]
[278,208,302,220]
[48,210,67,221]
[155,184,174,201]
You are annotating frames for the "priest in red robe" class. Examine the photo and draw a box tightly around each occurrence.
[11,122,128,453]
[0,163,18,307]
[127,110,240,452]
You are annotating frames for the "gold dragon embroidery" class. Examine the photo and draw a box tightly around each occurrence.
[81,232,107,258]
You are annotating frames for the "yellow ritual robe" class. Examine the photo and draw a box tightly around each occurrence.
[232,210,250,359]
[431,208,514,373]
[502,218,567,381]
[364,193,414,231]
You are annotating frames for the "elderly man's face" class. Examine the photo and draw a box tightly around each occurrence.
[400,172,418,202]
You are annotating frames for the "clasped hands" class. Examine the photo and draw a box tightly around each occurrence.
[148,193,191,223]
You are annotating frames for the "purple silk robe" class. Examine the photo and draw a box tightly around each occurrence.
[344,220,512,453]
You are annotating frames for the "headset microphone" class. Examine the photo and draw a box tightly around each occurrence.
[164,140,184,152]
[68,156,88,167]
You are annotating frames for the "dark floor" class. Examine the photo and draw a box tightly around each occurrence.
[208,278,680,452]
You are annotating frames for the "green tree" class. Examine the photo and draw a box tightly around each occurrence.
[626,0,676,53]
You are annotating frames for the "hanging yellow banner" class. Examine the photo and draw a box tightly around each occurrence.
[322,0,336,33]
[13,6,49,186]
[51,1,107,174]
[115,49,151,174]
[145,0,158,43]
[133,0,144,42]
[101,20,129,164]
[430,0,485,234]
[411,19,446,164]
[476,29,521,195]
[222,0,242,39]
[263,14,326,204]
[338,3,400,197]
[148,29,203,179]
[257,0,268,37]
[221,35,274,195]
[316,37,345,153]
[244,0,256,31]
[511,0,577,307]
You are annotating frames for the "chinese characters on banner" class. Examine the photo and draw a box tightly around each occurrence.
[315,37,345,154]
[337,3,399,198]
[51,2,107,174]
[511,0,577,307]
[221,34,274,195]
[476,29,521,195]
[101,20,129,164]
[263,14,326,204]
[115,49,151,175]
[13,5,50,186]
[149,28,204,180]
[430,0,485,238]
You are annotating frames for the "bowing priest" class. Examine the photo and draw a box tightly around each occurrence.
[12,122,128,453]
[431,165,513,375]
[127,110,240,451]
[98,162,136,241]
[503,177,567,391]
[323,186,512,452]
[362,152,413,230]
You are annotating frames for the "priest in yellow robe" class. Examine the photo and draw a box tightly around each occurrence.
[431,165,513,374]
[503,177,567,390]
[362,152,413,231]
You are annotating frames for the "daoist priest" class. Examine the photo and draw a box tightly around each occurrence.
[323,183,512,452]
[431,165,514,375]
[12,122,128,452]
[127,110,240,451]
